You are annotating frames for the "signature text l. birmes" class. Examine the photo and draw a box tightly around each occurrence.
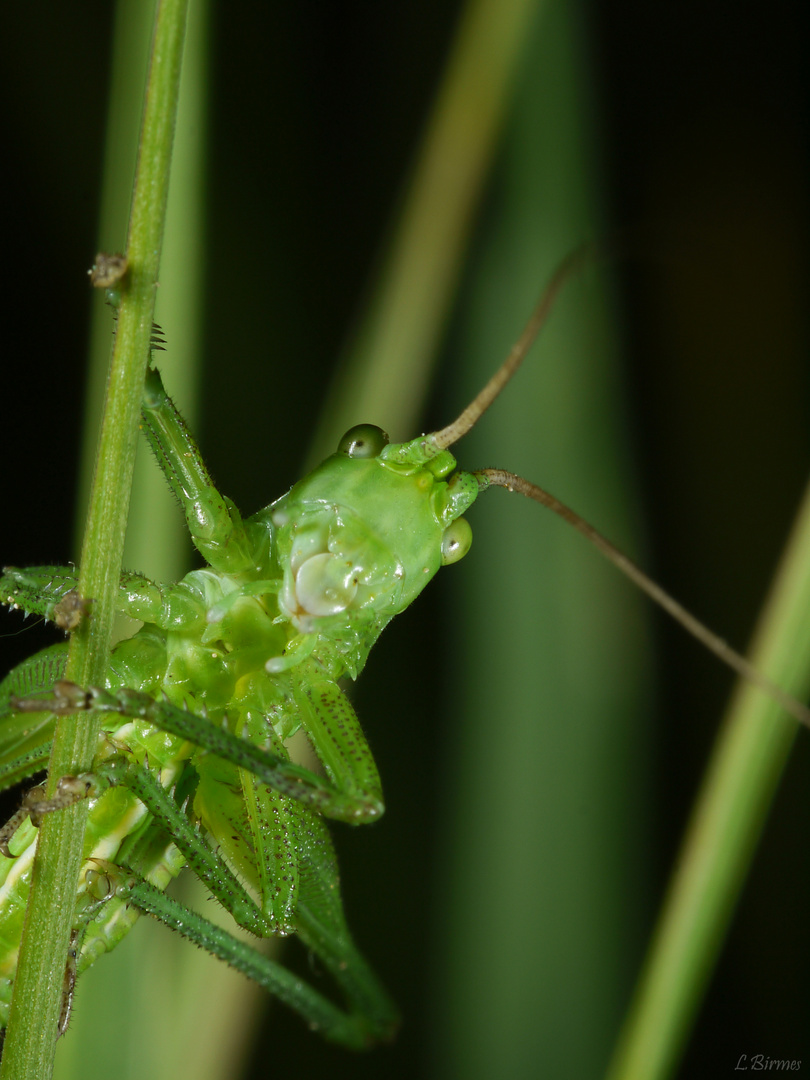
[735,1055,801,1072]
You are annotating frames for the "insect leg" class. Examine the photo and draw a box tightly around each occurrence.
[56,930,79,1038]
[0,567,80,624]
[141,368,261,573]
[13,682,384,824]
[117,766,397,1044]
[102,758,275,936]
[292,675,384,818]
[26,764,399,1047]
[0,784,46,857]
[119,874,384,1050]
[291,806,400,1044]
[3,757,271,937]
[194,712,300,934]
[0,565,205,633]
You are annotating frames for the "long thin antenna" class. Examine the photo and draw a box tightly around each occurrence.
[477,467,810,731]
[432,248,588,449]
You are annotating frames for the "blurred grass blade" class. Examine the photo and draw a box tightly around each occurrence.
[433,0,650,1076]
[606,478,810,1080]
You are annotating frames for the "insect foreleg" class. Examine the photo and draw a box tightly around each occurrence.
[141,368,264,573]
[292,674,385,815]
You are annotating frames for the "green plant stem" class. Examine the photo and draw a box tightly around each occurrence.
[0,4,188,1078]
[606,477,810,1080]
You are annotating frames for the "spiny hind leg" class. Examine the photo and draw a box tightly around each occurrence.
[12,681,384,824]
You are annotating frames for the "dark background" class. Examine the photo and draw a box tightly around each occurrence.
[2,1,808,1077]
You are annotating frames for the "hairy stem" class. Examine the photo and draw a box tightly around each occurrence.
[0,3,189,1077]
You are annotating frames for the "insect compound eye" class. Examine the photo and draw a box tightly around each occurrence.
[337,424,389,458]
[441,517,472,565]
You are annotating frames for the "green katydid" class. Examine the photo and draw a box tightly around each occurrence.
[1,258,809,1051]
